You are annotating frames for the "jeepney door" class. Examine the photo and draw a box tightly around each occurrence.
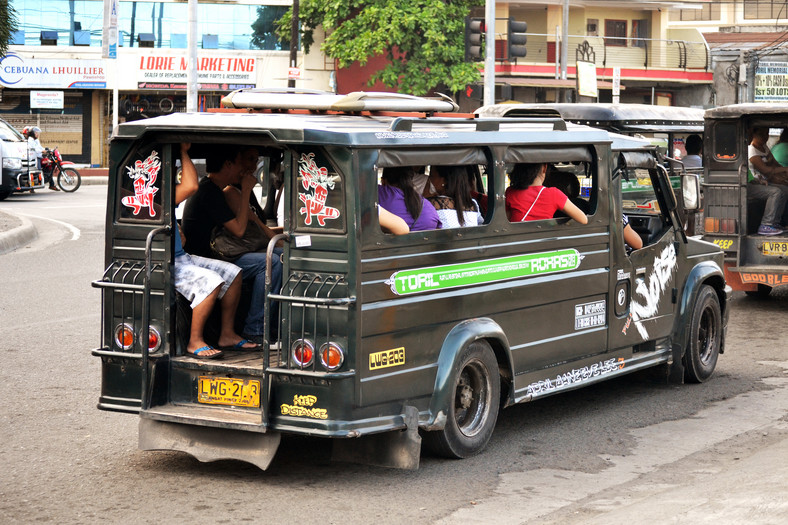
[609,156,681,349]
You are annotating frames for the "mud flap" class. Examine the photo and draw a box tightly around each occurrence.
[139,419,281,470]
[331,405,421,470]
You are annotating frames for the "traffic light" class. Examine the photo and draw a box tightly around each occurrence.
[465,17,484,62]
[507,17,527,60]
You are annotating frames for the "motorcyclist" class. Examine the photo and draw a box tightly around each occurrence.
[24,126,59,191]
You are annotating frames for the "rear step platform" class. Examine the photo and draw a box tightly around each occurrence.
[139,418,281,470]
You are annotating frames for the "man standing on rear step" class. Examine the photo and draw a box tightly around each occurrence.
[747,127,788,236]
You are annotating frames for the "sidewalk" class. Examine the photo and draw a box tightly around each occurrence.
[0,169,107,253]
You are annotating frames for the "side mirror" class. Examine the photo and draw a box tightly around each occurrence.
[681,172,701,212]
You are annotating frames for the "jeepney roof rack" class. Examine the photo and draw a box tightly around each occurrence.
[221,88,460,114]
[389,116,567,132]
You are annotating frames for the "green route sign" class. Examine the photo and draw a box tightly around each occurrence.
[385,249,583,296]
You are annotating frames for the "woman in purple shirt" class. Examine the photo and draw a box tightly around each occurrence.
[379,167,441,231]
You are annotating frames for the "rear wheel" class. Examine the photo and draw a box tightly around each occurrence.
[57,168,81,192]
[683,285,722,383]
[744,284,771,298]
[0,189,10,201]
[424,340,500,458]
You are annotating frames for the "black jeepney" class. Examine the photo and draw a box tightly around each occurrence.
[92,91,729,469]
[702,103,788,296]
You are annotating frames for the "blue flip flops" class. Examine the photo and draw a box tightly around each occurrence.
[189,345,224,360]
[218,338,261,351]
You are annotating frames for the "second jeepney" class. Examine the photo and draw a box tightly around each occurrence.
[93,91,729,469]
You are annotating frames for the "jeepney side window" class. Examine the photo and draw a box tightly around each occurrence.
[117,143,164,223]
[503,146,596,223]
[375,147,491,234]
[293,149,345,233]
[713,122,738,161]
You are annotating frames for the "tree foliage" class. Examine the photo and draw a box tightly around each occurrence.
[277,0,483,95]
[0,0,20,57]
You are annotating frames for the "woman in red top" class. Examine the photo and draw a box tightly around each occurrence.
[505,163,588,224]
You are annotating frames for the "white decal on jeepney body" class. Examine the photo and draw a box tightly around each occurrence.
[297,152,340,227]
[630,243,677,338]
[525,357,625,396]
[121,150,160,217]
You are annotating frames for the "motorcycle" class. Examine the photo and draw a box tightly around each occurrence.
[42,147,81,192]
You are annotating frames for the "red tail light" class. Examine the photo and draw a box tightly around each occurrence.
[114,324,134,350]
[292,339,314,367]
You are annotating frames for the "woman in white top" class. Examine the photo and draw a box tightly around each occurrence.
[424,165,483,228]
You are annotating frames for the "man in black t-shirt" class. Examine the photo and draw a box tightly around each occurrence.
[182,145,283,343]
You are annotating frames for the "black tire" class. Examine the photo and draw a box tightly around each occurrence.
[745,284,772,298]
[0,190,10,201]
[424,340,500,458]
[57,168,81,192]
[683,285,722,383]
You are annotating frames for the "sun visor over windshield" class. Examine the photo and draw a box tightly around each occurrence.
[619,151,657,170]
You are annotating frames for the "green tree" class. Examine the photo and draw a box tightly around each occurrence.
[251,6,291,51]
[277,0,483,95]
[0,0,19,57]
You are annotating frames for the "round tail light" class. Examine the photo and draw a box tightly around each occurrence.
[142,327,162,353]
[114,323,134,351]
[320,342,345,371]
[291,339,314,367]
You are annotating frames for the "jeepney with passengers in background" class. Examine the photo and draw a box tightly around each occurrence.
[92,90,728,470]
[701,103,788,297]
[475,103,706,234]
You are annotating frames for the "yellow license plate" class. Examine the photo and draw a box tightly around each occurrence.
[198,377,260,408]
[762,241,788,256]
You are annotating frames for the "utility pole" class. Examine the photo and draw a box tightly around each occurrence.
[561,0,569,102]
[186,0,198,111]
[484,0,495,106]
[288,0,300,89]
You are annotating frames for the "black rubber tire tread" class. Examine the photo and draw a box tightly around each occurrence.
[744,284,771,298]
[683,285,722,383]
[424,339,500,459]
[57,168,81,192]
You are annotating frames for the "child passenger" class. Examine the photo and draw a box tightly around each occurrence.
[505,163,588,224]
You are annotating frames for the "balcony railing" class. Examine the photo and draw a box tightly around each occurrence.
[493,33,709,71]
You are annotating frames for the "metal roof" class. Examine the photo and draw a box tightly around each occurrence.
[704,103,788,119]
[114,109,622,148]
[476,103,704,133]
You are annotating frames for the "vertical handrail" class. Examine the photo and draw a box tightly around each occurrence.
[140,225,170,411]
[263,233,290,426]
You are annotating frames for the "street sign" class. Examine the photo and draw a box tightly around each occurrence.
[288,67,302,80]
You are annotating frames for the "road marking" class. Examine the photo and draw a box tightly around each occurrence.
[14,212,81,241]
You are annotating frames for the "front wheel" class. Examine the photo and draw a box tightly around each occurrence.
[683,285,722,383]
[57,168,81,192]
[424,340,500,459]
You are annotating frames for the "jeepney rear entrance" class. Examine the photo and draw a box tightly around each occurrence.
[701,104,788,297]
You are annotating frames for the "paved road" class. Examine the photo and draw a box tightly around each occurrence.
[0,187,786,524]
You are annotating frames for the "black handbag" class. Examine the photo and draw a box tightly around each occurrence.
[209,220,268,260]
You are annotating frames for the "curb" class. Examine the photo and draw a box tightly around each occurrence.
[0,212,38,255]
[81,176,108,185]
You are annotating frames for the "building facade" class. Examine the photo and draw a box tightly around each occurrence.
[1,0,333,166]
